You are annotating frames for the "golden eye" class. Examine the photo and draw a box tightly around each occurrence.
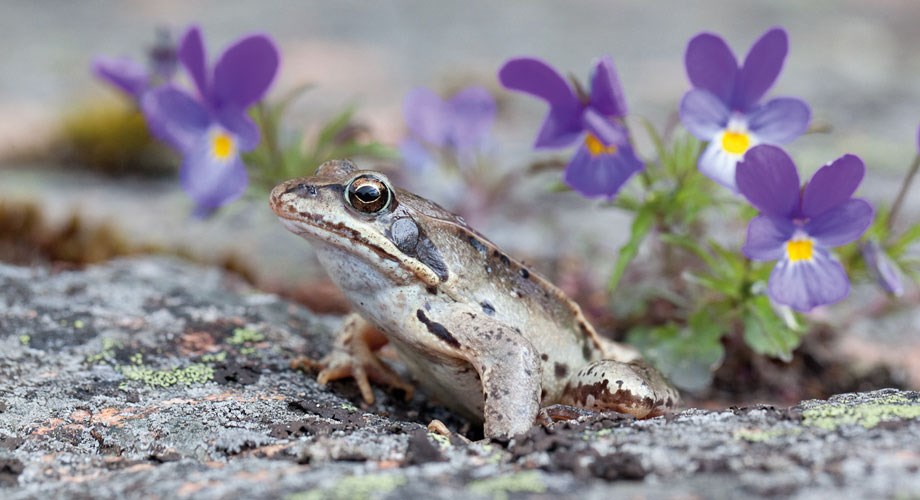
[345,174,392,214]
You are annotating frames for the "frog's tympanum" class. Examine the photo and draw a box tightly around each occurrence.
[270,160,679,439]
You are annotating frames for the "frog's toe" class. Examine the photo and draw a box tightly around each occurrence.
[560,360,679,418]
[310,348,414,404]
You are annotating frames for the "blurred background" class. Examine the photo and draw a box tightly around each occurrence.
[1,1,918,394]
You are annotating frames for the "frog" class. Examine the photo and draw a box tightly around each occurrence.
[270,159,679,439]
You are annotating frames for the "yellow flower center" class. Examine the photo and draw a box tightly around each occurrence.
[786,238,814,263]
[721,130,751,155]
[585,134,618,157]
[212,131,235,160]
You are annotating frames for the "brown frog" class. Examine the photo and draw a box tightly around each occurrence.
[270,159,678,439]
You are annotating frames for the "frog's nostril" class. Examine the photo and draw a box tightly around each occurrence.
[282,183,317,197]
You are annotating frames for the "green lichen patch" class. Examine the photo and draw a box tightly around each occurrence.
[228,327,265,345]
[733,426,801,443]
[286,473,406,500]
[467,471,546,500]
[801,391,920,431]
[118,363,215,388]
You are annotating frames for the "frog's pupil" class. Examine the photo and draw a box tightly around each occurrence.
[355,184,380,202]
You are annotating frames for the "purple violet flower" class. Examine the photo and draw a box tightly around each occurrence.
[737,145,874,312]
[141,25,279,215]
[498,56,643,199]
[400,86,496,170]
[680,27,811,191]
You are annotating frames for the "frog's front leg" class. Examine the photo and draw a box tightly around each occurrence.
[433,309,543,440]
[559,359,679,418]
[292,312,414,404]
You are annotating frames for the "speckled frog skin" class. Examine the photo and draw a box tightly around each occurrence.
[270,159,678,439]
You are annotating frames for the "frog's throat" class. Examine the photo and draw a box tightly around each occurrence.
[275,213,442,287]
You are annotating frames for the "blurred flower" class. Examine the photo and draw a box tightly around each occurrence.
[92,28,178,100]
[499,56,642,199]
[861,240,905,297]
[737,145,873,312]
[400,86,496,171]
[680,27,810,191]
[141,25,279,215]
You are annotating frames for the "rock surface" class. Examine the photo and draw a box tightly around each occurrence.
[1,257,919,499]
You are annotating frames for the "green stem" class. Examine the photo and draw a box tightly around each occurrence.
[256,102,285,180]
[887,153,920,233]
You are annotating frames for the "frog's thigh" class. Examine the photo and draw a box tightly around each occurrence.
[559,360,679,418]
[432,309,542,439]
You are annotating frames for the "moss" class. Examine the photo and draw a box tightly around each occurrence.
[802,392,920,431]
[228,328,265,345]
[286,473,406,500]
[86,338,118,364]
[118,363,215,388]
[467,471,546,500]
[18,335,30,347]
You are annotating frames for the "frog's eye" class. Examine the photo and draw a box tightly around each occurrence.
[345,174,393,214]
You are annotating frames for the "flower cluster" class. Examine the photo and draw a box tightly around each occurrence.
[498,56,643,199]
[400,86,496,171]
[95,25,279,216]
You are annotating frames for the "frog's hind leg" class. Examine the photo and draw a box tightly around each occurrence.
[291,312,414,404]
[559,360,679,418]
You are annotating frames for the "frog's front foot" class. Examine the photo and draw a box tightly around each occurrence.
[560,360,679,418]
[293,313,414,404]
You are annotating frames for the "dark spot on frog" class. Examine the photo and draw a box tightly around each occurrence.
[467,236,488,255]
[389,217,419,253]
[541,354,549,361]
[283,183,318,197]
[426,286,437,295]
[541,389,547,400]
[582,343,592,361]
[387,218,449,282]
[554,362,569,378]
[519,268,530,279]
[480,300,495,315]
[492,250,511,267]
[415,309,460,348]
[424,301,431,311]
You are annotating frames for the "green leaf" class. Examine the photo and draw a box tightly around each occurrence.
[891,223,920,257]
[627,317,725,392]
[608,204,655,292]
[316,106,358,152]
[742,295,803,361]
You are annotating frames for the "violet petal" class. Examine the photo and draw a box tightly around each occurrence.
[589,56,627,117]
[747,97,810,144]
[92,56,148,99]
[404,87,447,146]
[216,107,260,151]
[736,145,800,217]
[499,57,583,148]
[801,154,865,218]
[581,108,628,146]
[140,85,211,152]
[742,215,794,261]
[685,32,738,105]
[212,34,279,110]
[768,247,849,312]
[733,27,788,111]
[805,198,873,247]
[861,240,905,296]
[679,88,731,140]
[445,86,496,153]
[563,144,642,199]
[180,135,248,214]
[399,138,434,172]
[179,25,209,100]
